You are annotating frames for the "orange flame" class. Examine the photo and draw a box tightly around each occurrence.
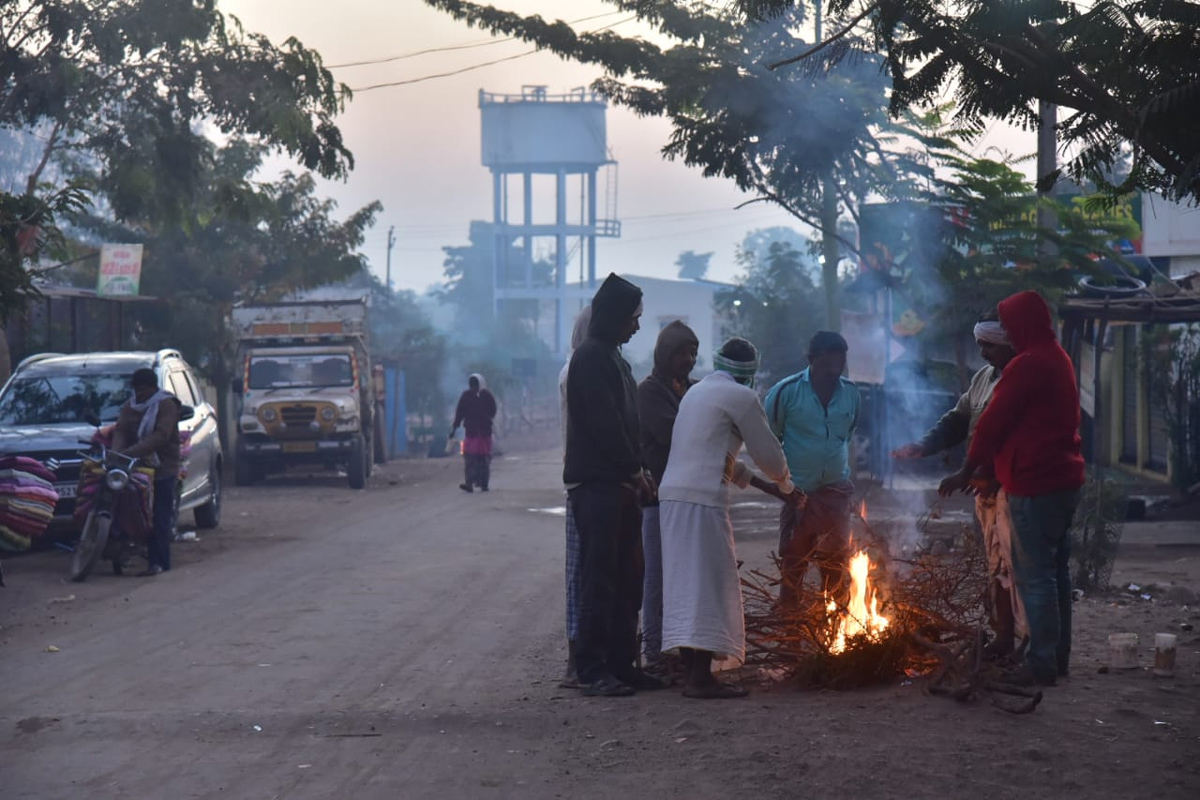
[859,499,868,521]
[827,550,889,654]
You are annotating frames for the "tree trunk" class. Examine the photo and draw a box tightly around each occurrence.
[820,173,841,332]
[213,352,231,454]
[0,326,11,384]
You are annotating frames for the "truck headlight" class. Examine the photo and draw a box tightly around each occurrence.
[261,407,278,422]
[106,469,130,491]
[321,407,336,421]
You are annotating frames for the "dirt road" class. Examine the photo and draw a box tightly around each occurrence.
[2,449,1198,799]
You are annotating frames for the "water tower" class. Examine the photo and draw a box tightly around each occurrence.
[479,86,620,354]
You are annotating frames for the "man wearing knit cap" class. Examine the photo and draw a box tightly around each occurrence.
[658,337,801,698]
[894,310,1024,655]
[940,290,1084,688]
[564,273,664,697]
[637,319,700,672]
[764,330,860,608]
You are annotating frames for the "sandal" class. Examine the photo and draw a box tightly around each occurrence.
[580,675,635,697]
[682,681,748,700]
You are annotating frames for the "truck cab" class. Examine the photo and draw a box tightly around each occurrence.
[232,300,375,489]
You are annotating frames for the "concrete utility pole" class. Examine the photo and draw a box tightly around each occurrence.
[814,3,842,332]
[385,225,396,291]
[1037,101,1058,255]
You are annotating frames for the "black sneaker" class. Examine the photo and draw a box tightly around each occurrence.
[137,565,164,578]
[459,483,473,493]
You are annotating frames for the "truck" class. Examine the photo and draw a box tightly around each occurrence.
[231,298,382,489]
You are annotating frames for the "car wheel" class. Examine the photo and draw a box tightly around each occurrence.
[194,460,222,529]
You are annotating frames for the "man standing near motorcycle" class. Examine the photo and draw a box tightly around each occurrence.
[112,368,181,577]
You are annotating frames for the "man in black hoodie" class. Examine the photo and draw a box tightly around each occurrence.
[637,320,699,670]
[565,273,664,697]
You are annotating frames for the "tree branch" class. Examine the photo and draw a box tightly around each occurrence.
[735,194,863,258]
[25,119,63,196]
[768,1,880,70]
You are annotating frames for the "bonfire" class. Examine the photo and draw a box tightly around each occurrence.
[741,500,1044,714]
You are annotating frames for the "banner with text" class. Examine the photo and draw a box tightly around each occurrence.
[97,244,144,297]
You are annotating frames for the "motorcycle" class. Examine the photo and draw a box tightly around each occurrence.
[52,440,151,582]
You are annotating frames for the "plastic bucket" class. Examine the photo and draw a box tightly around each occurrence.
[1153,633,1177,678]
[1108,633,1139,669]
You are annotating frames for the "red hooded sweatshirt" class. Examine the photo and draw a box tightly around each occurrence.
[967,290,1085,496]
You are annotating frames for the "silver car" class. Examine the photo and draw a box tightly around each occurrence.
[0,349,223,532]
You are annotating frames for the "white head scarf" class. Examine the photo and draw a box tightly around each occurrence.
[973,321,1010,346]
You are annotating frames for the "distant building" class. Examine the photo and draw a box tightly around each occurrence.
[612,275,731,378]
[1142,194,1200,277]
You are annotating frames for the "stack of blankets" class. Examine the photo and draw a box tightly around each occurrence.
[74,461,155,542]
[0,456,60,552]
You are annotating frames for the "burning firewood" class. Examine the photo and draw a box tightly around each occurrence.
[739,499,1043,714]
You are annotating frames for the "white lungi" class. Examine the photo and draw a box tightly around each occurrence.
[660,499,746,664]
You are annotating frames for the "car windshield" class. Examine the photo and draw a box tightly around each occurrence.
[248,354,354,390]
[0,373,131,426]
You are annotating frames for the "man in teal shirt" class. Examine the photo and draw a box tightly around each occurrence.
[764,331,859,607]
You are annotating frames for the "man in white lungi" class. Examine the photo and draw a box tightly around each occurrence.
[659,338,804,699]
[892,310,1026,655]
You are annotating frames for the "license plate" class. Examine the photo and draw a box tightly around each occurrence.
[55,483,77,499]
[282,441,317,454]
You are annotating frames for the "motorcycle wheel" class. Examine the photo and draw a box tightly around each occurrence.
[70,512,111,583]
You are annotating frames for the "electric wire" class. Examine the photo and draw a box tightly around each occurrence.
[326,10,625,69]
[350,16,636,92]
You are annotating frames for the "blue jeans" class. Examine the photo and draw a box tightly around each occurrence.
[640,506,663,662]
[1007,490,1080,680]
[148,476,178,571]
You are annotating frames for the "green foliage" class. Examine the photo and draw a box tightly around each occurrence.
[0,180,90,321]
[738,226,816,279]
[368,278,448,428]
[0,0,354,320]
[746,0,1200,203]
[675,249,713,280]
[1071,473,1126,590]
[1147,325,1200,492]
[867,110,1138,375]
[716,236,824,386]
[72,139,380,387]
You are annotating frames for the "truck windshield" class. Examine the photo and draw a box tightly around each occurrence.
[248,354,354,390]
[0,374,130,426]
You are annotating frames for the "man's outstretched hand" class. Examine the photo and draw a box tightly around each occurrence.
[938,469,972,498]
[785,487,808,509]
[891,443,925,460]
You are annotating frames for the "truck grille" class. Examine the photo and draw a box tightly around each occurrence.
[281,405,317,427]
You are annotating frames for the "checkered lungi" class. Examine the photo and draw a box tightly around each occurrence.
[565,497,581,642]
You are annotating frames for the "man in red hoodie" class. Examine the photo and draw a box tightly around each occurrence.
[939,290,1084,687]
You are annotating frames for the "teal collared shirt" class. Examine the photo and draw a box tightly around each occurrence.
[763,368,860,493]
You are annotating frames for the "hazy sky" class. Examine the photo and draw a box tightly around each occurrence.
[223,0,1033,294]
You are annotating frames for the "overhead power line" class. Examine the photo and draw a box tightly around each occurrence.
[328,10,625,69]
[350,16,636,93]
